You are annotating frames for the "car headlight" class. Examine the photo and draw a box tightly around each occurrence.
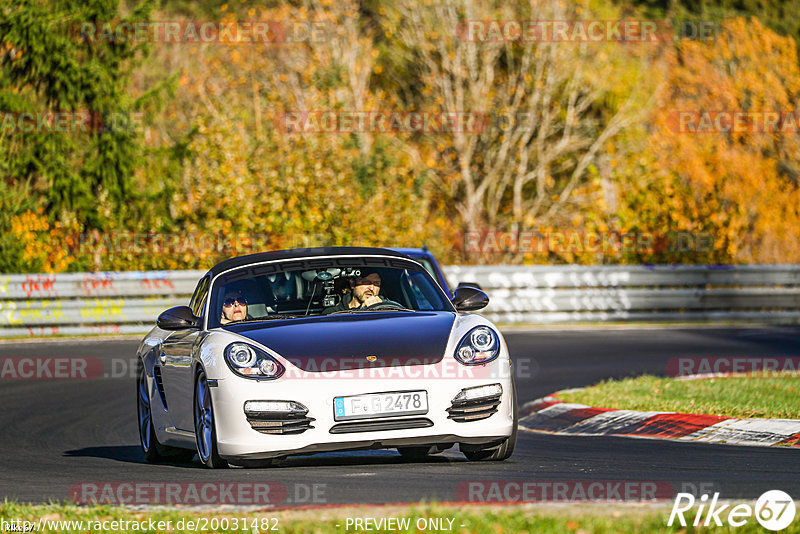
[224,342,284,379]
[455,326,500,365]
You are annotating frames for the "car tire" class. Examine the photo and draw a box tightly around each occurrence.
[462,381,518,462]
[137,363,195,463]
[194,368,228,469]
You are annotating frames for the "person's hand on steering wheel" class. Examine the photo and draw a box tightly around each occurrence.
[361,295,383,307]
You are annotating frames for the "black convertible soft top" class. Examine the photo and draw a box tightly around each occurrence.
[207,246,412,278]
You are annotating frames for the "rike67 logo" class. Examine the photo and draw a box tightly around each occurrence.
[668,490,796,531]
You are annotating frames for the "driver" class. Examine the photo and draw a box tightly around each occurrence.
[324,271,397,313]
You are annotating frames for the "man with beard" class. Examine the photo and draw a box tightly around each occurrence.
[323,271,401,313]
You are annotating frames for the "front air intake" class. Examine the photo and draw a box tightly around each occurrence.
[153,366,168,409]
[329,417,433,434]
[447,384,502,422]
[244,400,315,434]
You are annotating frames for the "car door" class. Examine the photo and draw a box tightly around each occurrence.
[159,275,209,431]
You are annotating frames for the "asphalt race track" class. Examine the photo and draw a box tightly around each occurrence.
[1,327,799,505]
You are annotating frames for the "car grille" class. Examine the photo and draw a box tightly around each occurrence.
[244,403,315,435]
[447,393,502,422]
[329,417,433,434]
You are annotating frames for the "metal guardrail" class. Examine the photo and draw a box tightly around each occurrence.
[444,264,800,324]
[1,265,799,337]
[0,271,204,337]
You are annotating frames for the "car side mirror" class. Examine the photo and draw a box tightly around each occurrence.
[451,286,489,312]
[157,306,200,330]
[457,281,483,291]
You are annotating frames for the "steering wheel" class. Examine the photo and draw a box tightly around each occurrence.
[364,301,407,311]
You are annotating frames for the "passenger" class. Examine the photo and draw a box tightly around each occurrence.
[220,290,250,324]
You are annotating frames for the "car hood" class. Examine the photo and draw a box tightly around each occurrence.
[224,311,456,372]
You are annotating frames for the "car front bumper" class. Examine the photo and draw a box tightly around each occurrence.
[210,366,515,460]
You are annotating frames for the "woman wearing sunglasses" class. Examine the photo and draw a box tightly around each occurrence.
[219,291,251,325]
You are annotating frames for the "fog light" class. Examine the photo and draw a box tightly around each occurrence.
[452,384,502,403]
[244,400,307,414]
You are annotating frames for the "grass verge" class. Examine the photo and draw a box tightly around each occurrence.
[3,501,797,533]
[557,371,799,419]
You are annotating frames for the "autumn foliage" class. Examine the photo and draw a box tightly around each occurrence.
[3,1,800,271]
[630,17,800,263]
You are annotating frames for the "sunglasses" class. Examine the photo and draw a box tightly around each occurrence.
[222,297,248,308]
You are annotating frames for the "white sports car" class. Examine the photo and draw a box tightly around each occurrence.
[136,247,517,468]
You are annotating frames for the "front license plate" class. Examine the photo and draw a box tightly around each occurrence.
[334,390,428,421]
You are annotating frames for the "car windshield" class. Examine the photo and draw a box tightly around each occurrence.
[209,258,454,327]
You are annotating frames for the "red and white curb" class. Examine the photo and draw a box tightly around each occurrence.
[520,396,800,448]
